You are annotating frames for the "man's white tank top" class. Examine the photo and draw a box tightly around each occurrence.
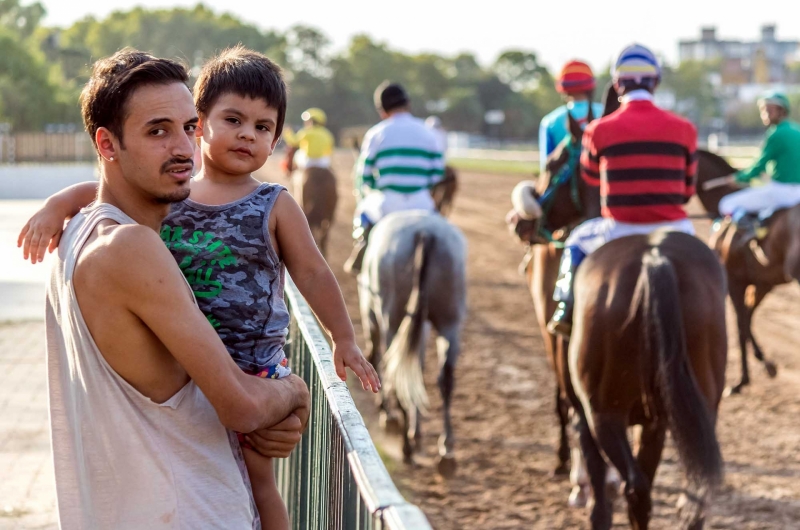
[45,203,257,529]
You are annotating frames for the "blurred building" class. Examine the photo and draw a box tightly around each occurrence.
[679,25,799,86]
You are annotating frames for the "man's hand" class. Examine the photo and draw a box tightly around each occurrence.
[245,414,304,458]
[333,340,380,393]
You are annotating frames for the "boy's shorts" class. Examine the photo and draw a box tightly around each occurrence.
[237,358,291,451]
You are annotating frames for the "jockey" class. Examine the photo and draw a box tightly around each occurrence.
[548,44,698,337]
[282,107,335,169]
[717,92,800,230]
[344,82,444,274]
[539,60,605,175]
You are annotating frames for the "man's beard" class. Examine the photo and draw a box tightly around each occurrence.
[153,156,193,204]
[154,185,191,204]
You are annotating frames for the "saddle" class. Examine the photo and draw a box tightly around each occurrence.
[735,207,787,242]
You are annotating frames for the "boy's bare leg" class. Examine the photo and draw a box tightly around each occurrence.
[243,447,289,530]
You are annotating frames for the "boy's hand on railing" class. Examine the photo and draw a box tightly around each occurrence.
[333,341,381,393]
[18,203,68,264]
[246,414,303,458]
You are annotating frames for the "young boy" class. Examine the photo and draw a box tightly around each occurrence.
[18,46,380,529]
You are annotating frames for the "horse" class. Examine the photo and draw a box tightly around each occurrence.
[573,232,726,530]
[291,167,338,258]
[511,105,728,527]
[358,211,467,477]
[430,165,458,217]
[508,98,614,508]
[282,146,338,258]
[695,150,800,393]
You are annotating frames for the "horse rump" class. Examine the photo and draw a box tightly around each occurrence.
[632,248,723,491]
[381,231,433,415]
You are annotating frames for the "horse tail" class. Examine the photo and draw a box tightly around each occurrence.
[382,232,432,415]
[633,247,723,490]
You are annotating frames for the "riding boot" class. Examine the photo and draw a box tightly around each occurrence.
[344,219,373,276]
[547,246,586,338]
[732,209,761,241]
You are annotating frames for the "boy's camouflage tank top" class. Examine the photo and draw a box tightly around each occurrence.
[160,183,289,373]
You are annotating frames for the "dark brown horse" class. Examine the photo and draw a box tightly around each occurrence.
[695,150,800,393]
[573,232,726,529]
[282,147,339,258]
[291,167,338,257]
[511,98,728,527]
[431,165,458,216]
[509,107,604,506]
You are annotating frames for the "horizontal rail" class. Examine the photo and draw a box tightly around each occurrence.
[277,275,432,530]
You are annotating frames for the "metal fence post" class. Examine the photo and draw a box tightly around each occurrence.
[276,275,432,530]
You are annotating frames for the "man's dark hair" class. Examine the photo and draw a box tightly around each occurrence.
[374,81,410,113]
[194,45,287,138]
[80,48,189,149]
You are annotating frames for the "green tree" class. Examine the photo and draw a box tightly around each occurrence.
[0,26,77,130]
[0,0,45,39]
[661,60,719,125]
[493,50,547,91]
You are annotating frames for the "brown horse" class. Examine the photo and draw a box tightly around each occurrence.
[282,147,339,258]
[291,167,338,258]
[509,108,604,505]
[430,165,458,216]
[512,105,727,527]
[695,150,800,393]
[573,232,726,529]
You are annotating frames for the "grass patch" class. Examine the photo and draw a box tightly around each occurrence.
[448,157,538,176]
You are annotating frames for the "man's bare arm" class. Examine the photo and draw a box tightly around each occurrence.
[98,225,309,433]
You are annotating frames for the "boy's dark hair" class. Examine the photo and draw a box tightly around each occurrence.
[194,46,287,138]
[80,48,189,149]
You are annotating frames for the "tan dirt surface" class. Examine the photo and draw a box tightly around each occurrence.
[260,151,800,530]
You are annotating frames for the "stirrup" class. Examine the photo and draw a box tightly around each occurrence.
[547,302,573,337]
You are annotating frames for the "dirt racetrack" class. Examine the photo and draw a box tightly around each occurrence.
[259,151,800,529]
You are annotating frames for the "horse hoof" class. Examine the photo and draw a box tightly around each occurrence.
[724,384,746,397]
[568,485,590,508]
[606,479,622,500]
[436,454,457,478]
[764,361,778,378]
[379,411,403,435]
[551,461,571,478]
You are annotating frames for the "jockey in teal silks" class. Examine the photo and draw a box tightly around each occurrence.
[538,60,604,176]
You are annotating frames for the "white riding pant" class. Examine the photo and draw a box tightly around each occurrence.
[356,189,435,225]
[719,182,800,216]
[293,150,331,169]
[566,217,695,256]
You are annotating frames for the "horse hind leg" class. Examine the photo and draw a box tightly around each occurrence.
[749,284,778,378]
[726,280,752,395]
[594,413,651,530]
[554,388,571,476]
[434,329,460,477]
[575,409,612,530]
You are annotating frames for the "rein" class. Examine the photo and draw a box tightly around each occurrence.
[535,139,583,247]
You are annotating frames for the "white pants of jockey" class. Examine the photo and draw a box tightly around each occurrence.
[356,188,435,225]
[719,182,800,216]
[566,217,696,256]
[293,150,331,169]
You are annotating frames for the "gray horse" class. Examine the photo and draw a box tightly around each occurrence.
[358,211,467,476]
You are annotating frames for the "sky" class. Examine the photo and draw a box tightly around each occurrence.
[39,0,800,73]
